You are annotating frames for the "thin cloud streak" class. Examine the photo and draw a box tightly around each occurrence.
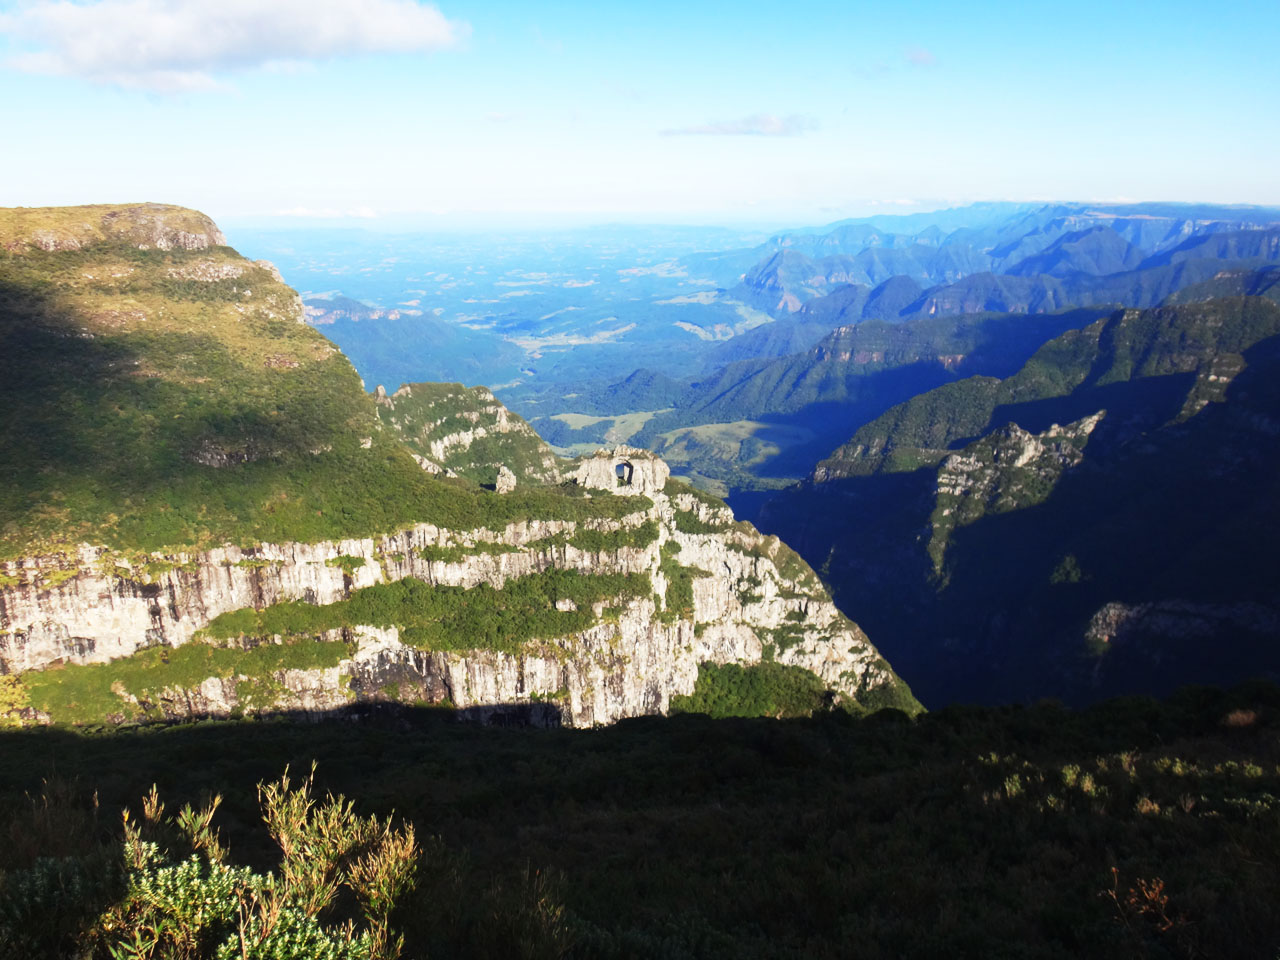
[661,113,818,137]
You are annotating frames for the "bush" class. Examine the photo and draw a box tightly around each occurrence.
[670,661,829,719]
[0,771,414,960]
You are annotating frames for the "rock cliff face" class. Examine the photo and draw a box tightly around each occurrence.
[0,455,906,726]
[928,413,1102,572]
[0,203,226,253]
[570,445,670,497]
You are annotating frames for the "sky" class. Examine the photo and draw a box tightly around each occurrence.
[1,0,1278,229]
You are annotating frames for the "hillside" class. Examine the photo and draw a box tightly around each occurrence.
[519,308,1110,490]
[0,204,916,729]
[0,203,456,559]
[506,203,1280,505]
[303,292,527,392]
[374,381,562,485]
[4,681,1279,959]
[760,297,1280,706]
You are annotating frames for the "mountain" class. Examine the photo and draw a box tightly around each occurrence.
[1139,227,1280,269]
[302,292,526,392]
[373,381,562,486]
[736,250,862,312]
[760,296,1280,707]
[763,201,1041,254]
[1006,226,1147,278]
[735,246,993,313]
[516,307,1110,491]
[720,202,1280,326]
[0,204,916,729]
[860,275,925,319]
[1164,265,1280,305]
[494,202,1280,533]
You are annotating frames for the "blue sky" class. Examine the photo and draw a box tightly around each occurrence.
[1,0,1277,228]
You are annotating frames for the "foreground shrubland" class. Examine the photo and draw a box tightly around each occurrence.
[2,683,1279,958]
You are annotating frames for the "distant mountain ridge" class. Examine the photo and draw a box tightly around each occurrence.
[758,295,1280,707]
[510,203,1280,500]
[684,202,1280,321]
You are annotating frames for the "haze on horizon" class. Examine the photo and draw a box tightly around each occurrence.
[1,0,1277,230]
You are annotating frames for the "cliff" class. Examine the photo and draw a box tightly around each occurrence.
[760,296,1280,706]
[0,465,910,726]
[0,204,917,726]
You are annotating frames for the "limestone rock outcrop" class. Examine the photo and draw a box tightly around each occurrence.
[0,466,907,727]
[2,203,226,253]
[571,446,670,497]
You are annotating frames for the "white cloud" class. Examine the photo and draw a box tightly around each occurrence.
[1,0,468,91]
[905,47,936,66]
[661,114,818,137]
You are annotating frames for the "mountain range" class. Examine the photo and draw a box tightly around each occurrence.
[3,202,1280,960]
[758,295,1280,706]
[513,201,1280,494]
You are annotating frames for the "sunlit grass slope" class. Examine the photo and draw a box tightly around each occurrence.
[0,205,642,559]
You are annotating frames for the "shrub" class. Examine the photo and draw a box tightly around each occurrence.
[0,770,415,960]
[670,661,829,719]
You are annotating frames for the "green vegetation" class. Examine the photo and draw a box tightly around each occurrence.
[853,664,930,715]
[417,541,521,563]
[376,381,560,485]
[664,475,729,510]
[821,299,1280,479]
[755,623,809,655]
[525,308,1112,488]
[0,675,28,726]
[565,519,659,553]
[658,545,708,624]
[326,554,366,576]
[416,520,659,563]
[926,420,1096,575]
[38,566,81,589]
[234,557,276,570]
[205,569,651,658]
[672,508,730,534]
[0,769,419,959]
[774,296,1280,707]
[671,661,829,718]
[0,218,651,561]
[1050,554,1086,584]
[529,687,569,703]
[22,637,352,725]
[727,531,825,596]
[8,680,1274,958]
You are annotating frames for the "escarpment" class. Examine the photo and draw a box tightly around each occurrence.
[0,203,917,727]
[0,464,912,726]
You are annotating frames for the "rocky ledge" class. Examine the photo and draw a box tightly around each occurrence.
[0,450,910,727]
